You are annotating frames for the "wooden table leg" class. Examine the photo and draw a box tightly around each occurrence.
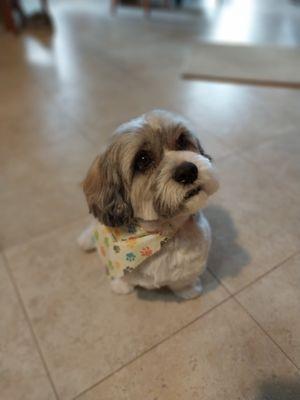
[0,0,18,33]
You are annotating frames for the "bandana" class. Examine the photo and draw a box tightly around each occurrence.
[92,222,171,279]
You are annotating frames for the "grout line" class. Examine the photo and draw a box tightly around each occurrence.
[3,214,90,254]
[72,295,233,400]
[233,250,300,298]
[233,296,300,372]
[207,266,232,296]
[2,253,61,400]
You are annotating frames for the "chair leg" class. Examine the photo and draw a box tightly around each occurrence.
[143,0,150,15]
[111,0,119,14]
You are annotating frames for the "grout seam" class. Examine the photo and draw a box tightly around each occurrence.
[71,236,300,399]
[2,253,61,400]
[76,247,300,400]
[72,295,233,400]
[207,266,232,296]
[233,250,300,297]
[233,296,300,372]
[3,214,90,255]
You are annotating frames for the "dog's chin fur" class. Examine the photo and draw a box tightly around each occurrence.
[79,109,219,299]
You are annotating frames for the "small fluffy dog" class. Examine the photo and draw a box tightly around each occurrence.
[78,110,219,299]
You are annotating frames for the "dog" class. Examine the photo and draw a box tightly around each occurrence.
[78,110,219,299]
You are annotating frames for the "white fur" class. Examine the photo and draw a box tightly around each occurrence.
[110,278,134,295]
[79,212,211,300]
[122,212,210,299]
[77,221,97,251]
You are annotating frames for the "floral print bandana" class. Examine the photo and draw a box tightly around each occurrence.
[92,222,171,279]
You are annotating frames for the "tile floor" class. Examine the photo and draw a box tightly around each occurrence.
[1,0,300,399]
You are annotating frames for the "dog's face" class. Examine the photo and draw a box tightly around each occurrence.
[83,110,219,226]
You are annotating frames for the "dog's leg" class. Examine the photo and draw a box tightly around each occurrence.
[77,223,97,252]
[170,277,203,300]
[110,278,134,295]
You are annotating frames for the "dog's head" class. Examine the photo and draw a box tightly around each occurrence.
[83,110,219,226]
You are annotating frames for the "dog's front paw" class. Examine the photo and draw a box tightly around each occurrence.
[77,226,96,252]
[111,278,134,295]
[172,278,203,300]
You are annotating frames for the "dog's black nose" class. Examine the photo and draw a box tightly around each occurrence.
[173,162,198,185]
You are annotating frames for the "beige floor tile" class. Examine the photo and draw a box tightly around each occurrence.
[47,72,234,161]
[0,255,56,400]
[55,83,151,144]
[181,81,298,152]
[5,219,228,400]
[3,3,235,161]
[75,88,233,162]
[0,108,88,159]
[2,1,300,398]
[237,252,300,368]
[246,86,300,127]
[0,83,50,121]
[243,128,300,199]
[205,154,300,293]
[78,299,300,400]
[0,119,95,249]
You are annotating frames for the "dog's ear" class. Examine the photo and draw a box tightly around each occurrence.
[196,138,212,162]
[82,150,133,227]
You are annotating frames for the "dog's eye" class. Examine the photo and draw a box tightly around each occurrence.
[133,150,153,172]
[176,134,190,150]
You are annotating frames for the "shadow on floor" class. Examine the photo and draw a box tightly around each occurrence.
[257,378,300,400]
[137,286,183,303]
[138,205,249,302]
[205,204,251,280]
